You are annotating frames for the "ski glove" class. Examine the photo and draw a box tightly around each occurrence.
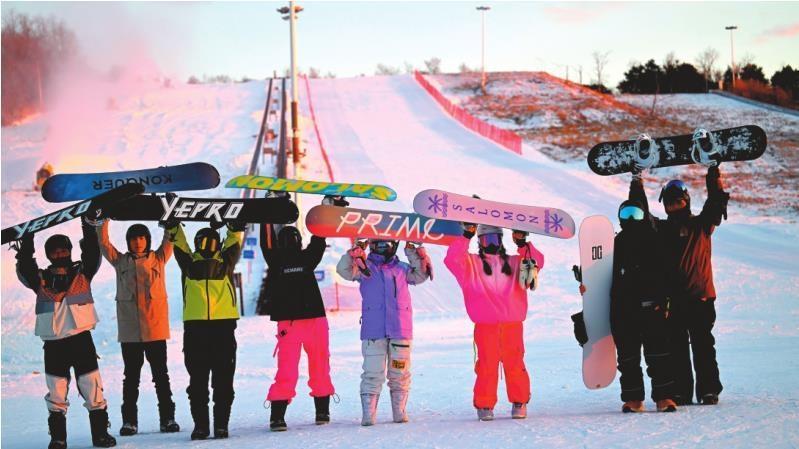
[227,220,247,232]
[407,244,434,280]
[461,222,477,239]
[209,220,226,230]
[512,230,529,248]
[571,311,589,347]
[14,233,34,259]
[519,258,538,290]
[322,195,350,207]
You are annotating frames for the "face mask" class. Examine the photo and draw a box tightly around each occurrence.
[50,257,73,268]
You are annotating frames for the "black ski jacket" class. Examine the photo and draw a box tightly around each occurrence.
[630,166,729,300]
[261,229,327,322]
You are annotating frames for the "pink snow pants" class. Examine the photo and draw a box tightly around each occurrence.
[267,317,335,402]
[473,322,531,409]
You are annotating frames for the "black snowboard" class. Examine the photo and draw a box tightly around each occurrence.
[587,125,767,176]
[2,183,144,244]
[105,195,300,224]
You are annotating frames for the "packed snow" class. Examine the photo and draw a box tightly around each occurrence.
[2,74,798,449]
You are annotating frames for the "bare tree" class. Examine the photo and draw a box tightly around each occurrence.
[592,51,610,87]
[459,62,473,74]
[575,65,583,84]
[424,57,442,75]
[375,63,400,76]
[695,47,719,92]
[403,61,415,74]
[308,67,321,79]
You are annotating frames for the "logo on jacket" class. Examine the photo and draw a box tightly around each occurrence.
[284,267,304,274]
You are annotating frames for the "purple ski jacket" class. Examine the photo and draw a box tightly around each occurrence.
[337,247,431,340]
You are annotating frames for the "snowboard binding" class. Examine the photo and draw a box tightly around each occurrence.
[633,133,659,171]
[690,128,721,167]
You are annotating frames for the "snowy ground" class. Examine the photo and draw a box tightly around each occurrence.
[2,75,799,448]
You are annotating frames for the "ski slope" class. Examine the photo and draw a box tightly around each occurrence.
[2,75,798,449]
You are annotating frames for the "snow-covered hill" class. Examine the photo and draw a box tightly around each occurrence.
[2,75,798,449]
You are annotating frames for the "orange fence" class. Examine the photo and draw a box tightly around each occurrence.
[413,71,522,154]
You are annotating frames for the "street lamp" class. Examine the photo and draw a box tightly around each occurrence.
[476,6,490,95]
[277,2,304,165]
[725,25,737,90]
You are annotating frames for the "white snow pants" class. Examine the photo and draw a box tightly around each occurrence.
[360,339,411,395]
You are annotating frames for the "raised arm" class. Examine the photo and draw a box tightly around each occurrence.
[336,250,361,282]
[405,244,432,285]
[167,223,193,272]
[80,220,102,280]
[96,220,121,266]
[154,226,173,263]
[220,224,244,268]
[260,222,278,266]
[303,236,327,270]
[444,235,473,281]
[698,165,729,233]
[15,234,40,293]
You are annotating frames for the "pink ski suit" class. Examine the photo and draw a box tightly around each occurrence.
[444,236,545,409]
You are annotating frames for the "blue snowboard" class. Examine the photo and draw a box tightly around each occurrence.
[41,162,220,202]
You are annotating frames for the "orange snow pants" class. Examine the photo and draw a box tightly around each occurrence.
[473,322,530,409]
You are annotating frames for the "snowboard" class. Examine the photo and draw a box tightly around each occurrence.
[105,195,299,224]
[2,183,144,244]
[587,125,767,176]
[41,162,220,202]
[226,175,397,201]
[412,189,575,239]
[305,205,462,246]
[578,215,616,389]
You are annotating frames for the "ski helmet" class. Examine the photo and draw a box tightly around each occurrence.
[476,224,503,255]
[659,179,691,212]
[44,234,72,259]
[126,224,151,253]
[278,226,302,251]
[368,239,399,258]
[618,200,646,231]
[194,228,221,258]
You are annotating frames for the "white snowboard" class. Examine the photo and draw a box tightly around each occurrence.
[578,215,617,389]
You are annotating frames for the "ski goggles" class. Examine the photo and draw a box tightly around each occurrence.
[618,205,645,221]
[369,240,396,253]
[478,233,502,247]
[197,237,219,253]
[659,179,689,203]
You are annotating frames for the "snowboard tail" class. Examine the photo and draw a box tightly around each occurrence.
[412,189,575,239]
[42,162,220,202]
[2,183,144,244]
[305,205,461,246]
[226,175,397,201]
[106,195,299,224]
[587,125,767,176]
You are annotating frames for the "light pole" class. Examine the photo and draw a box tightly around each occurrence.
[278,2,304,165]
[476,6,490,95]
[725,25,737,89]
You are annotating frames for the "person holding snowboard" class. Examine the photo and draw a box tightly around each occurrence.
[262,197,336,432]
[167,220,245,440]
[94,218,180,435]
[631,165,729,405]
[14,218,117,449]
[444,223,544,421]
[336,238,433,426]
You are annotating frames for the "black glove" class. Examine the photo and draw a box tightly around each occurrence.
[209,220,226,230]
[462,222,476,239]
[227,220,247,232]
[571,312,588,347]
[13,233,35,259]
[512,230,529,248]
[322,195,349,207]
[159,218,180,229]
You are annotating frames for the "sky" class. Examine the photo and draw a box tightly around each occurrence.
[2,1,798,87]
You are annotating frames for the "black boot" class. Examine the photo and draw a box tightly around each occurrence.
[314,396,330,425]
[269,400,288,432]
[88,409,117,448]
[158,401,180,433]
[190,403,210,440]
[48,411,67,449]
[119,404,137,436]
[213,403,231,439]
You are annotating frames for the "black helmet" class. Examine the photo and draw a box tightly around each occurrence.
[125,224,151,253]
[368,239,399,258]
[659,179,691,214]
[44,234,72,259]
[618,200,646,231]
[194,227,221,258]
[278,226,302,250]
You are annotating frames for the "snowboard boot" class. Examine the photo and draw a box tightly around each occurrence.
[700,394,719,405]
[190,426,210,440]
[213,427,229,439]
[213,403,231,439]
[88,409,117,448]
[511,402,527,419]
[657,399,678,412]
[360,394,379,426]
[673,394,693,406]
[622,400,645,413]
[476,408,494,421]
[158,401,180,433]
[119,404,137,436]
[190,403,210,440]
[390,391,409,423]
[314,396,330,425]
[270,400,289,432]
[48,411,67,449]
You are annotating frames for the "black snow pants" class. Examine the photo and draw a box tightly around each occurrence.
[120,340,175,424]
[668,296,723,404]
[183,322,237,430]
[612,302,675,402]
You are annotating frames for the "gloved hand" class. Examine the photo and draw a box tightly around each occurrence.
[13,233,34,259]
[512,230,529,248]
[209,220,226,230]
[407,243,434,280]
[462,222,477,239]
[348,244,366,260]
[519,258,538,290]
[571,311,589,347]
[227,220,247,232]
[322,195,349,207]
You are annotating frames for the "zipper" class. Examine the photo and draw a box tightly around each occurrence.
[206,278,211,320]
[228,282,236,309]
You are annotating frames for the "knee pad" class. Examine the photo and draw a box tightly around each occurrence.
[45,374,71,413]
[76,370,107,411]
